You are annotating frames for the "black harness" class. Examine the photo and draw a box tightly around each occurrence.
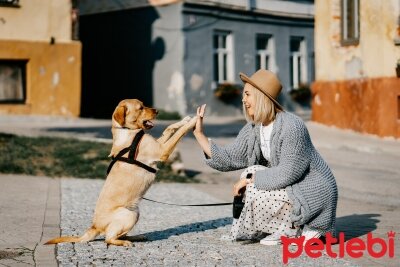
[106,129,232,208]
[107,130,157,175]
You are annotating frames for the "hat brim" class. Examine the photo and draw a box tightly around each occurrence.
[239,72,284,111]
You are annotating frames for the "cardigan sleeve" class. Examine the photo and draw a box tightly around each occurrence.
[203,123,250,172]
[254,117,312,190]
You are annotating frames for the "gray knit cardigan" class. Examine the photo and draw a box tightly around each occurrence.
[205,111,338,235]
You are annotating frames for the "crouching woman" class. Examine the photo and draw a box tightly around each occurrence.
[193,69,338,245]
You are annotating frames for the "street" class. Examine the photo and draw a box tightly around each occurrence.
[0,115,399,266]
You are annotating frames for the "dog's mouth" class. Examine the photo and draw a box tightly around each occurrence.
[143,120,154,129]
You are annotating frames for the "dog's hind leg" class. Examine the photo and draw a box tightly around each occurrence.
[105,207,139,247]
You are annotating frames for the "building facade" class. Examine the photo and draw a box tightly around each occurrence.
[79,0,314,118]
[0,0,81,116]
[312,0,400,138]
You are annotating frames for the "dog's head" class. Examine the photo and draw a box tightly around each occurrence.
[112,99,158,130]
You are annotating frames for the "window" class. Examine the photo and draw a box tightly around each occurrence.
[341,0,359,45]
[0,0,19,7]
[0,60,27,103]
[290,37,307,89]
[256,34,276,72]
[213,30,234,83]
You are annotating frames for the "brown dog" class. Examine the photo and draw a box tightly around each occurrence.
[45,99,197,247]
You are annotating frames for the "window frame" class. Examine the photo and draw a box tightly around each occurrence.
[255,33,276,72]
[341,0,360,46]
[213,30,234,84]
[289,36,308,90]
[0,60,27,104]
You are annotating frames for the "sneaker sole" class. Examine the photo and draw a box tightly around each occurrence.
[260,239,281,246]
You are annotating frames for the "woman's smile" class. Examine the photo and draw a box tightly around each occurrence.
[243,83,255,117]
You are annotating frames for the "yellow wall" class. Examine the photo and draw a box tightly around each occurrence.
[0,40,81,116]
[0,0,81,116]
[0,0,72,42]
[315,0,400,80]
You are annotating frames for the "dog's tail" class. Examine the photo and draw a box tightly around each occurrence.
[44,226,99,245]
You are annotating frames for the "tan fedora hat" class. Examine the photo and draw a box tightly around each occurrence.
[239,69,284,110]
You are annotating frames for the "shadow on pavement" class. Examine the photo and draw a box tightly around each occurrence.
[133,217,232,241]
[336,213,380,241]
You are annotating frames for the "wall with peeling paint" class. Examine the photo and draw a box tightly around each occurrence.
[0,40,81,116]
[312,0,400,138]
[152,3,187,115]
[315,0,400,80]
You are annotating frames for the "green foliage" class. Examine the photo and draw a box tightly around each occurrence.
[156,109,182,120]
[0,133,196,182]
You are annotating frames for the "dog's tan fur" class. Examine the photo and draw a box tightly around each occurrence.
[45,99,197,247]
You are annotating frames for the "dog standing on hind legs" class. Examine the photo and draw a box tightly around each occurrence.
[45,99,197,247]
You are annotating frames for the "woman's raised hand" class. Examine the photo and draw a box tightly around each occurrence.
[194,104,206,134]
[193,104,211,157]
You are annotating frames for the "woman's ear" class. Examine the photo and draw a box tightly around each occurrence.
[113,105,126,126]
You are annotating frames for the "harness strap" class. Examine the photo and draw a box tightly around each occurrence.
[107,130,157,174]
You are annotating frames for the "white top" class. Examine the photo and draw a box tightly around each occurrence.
[260,121,274,159]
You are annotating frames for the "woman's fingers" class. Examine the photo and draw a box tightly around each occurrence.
[194,104,206,133]
[233,179,246,196]
[199,104,206,117]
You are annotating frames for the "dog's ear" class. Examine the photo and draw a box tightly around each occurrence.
[113,104,126,126]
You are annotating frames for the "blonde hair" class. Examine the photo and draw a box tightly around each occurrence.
[243,85,281,125]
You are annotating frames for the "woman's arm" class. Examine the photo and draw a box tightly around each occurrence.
[193,104,249,172]
[193,104,211,157]
[254,117,312,190]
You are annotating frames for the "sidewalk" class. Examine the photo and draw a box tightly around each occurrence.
[0,174,59,266]
[0,114,399,266]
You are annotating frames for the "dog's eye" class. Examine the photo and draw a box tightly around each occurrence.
[139,107,143,110]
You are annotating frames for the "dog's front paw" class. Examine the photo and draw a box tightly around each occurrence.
[181,116,192,123]
[188,116,197,127]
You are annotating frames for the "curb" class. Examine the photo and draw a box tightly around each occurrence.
[34,178,60,266]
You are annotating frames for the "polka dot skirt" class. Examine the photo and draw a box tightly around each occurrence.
[229,165,294,240]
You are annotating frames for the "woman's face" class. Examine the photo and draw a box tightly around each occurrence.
[242,83,256,117]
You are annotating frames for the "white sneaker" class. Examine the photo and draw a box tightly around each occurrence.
[302,229,322,243]
[297,226,323,246]
[260,227,298,246]
[260,231,283,245]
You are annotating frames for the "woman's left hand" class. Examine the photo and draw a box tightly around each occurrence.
[233,179,248,196]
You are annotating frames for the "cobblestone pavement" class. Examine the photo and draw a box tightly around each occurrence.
[57,179,355,267]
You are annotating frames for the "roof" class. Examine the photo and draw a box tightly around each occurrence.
[79,0,313,19]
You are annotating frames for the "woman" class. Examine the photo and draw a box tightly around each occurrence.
[193,69,338,245]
